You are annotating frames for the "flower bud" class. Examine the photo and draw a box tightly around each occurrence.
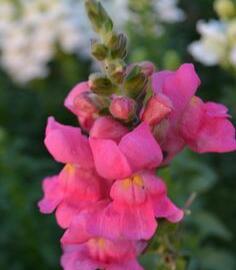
[138,61,156,77]
[109,96,136,121]
[214,0,235,19]
[85,0,113,33]
[89,73,117,95]
[106,60,126,84]
[124,65,148,98]
[141,93,173,126]
[105,31,119,48]
[106,33,127,59]
[74,91,110,115]
[91,40,108,61]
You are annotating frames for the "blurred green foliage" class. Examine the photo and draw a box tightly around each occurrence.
[0,1,235,269]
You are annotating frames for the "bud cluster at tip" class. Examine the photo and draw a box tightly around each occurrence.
[84,0,155,124]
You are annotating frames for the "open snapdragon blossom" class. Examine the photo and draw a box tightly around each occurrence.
[38,1,236,269]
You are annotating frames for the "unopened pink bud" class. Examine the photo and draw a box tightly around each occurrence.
[126,61,155,77]
[74,92,99,115]
[138,61,155,77]
[109,96,136,120]
[141,93,173,126]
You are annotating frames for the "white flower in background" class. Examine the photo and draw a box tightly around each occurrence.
[189,19,236,68]
[189,0,236,69]
[0,0,185,84]
[0,0,93,84]
[154,0,185,23]
[0,0,131,84]
[189,20,228,66]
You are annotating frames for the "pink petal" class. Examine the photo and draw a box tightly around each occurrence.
[205,102,230,117]
[55,203,80,229]
[76,114,96,131]
[119,123,163,172]
[38,175,63,214]
[152,71,173,94]
[108,260,144,270]
[163,64,200,115]
[64,82,90,116]
[141,172,167,196]
[110,177,147,205]
[61,239,142,270]
[158,129,186,164]
[61,212,91,245]
[90,116,129,143]
[181,98,236,153]
[192,117,236,153]
[89,138,132,180]
[88,201,157,240]
[61,245,97,270]
[141,93,173,126]
[180,96,204,142]
[154,197,184,223]
[44,117,94,168]
[59,165,105,204]
[141,172,184,223]
[152,64,200,119]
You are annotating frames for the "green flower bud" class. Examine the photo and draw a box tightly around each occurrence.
[106,60,126,84]
[91,40,108,61]
[124,65,148,98]
[85,0,113,33]
[105,31,119,47]
[105,32,127,59]
[111,33,128,59]
[214,0,235,19]
[89,73,117,95]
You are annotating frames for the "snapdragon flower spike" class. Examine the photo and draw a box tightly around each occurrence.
[61,209,144,270]
[38,0,235,269]
[89,119,163,180]
[151,63,236,162]
[85,172,183,240]
[38,117,107,228]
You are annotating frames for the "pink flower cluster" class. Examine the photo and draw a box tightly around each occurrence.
[38,63,236,270]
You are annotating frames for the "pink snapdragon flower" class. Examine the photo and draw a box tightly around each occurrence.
[38,117,107,228]
[84,172,183,240]
[61,209,144,270]
[181,97,236,153]
[39,54,235,270]
[151,63,236,162]
[89,119,163,180]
